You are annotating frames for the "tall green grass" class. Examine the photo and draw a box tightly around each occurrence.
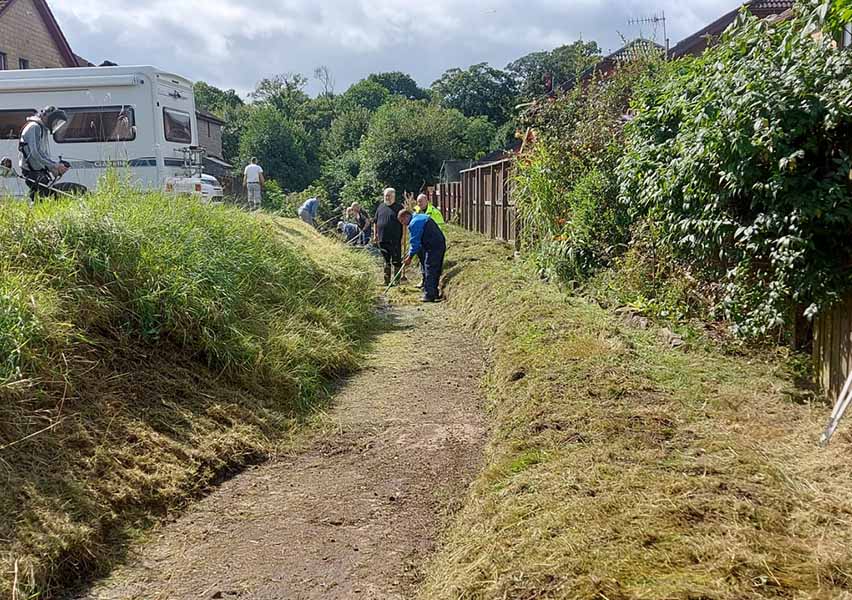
[0,183,377,597]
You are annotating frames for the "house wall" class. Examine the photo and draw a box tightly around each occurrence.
[0,0,69,69]
[197,117,224,160]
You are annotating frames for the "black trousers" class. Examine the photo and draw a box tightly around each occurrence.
[22,169,53,203]
[379,239,402,283]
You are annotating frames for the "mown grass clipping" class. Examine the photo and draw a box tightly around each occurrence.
[421,228,852,600]
[0,183,376,597]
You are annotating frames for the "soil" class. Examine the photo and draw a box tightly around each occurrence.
[77,303,487,600]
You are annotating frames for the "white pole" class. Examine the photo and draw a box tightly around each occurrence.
[820,370,852,447]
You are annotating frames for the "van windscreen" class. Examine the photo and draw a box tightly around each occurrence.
[54,106,136,143]
[163,108,192,144]
[0,110,35,140]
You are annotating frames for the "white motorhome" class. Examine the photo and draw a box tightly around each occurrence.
[0,65,220,200]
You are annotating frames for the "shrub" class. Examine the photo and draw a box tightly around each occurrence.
[514,58,659,282]
[620,3,852,337]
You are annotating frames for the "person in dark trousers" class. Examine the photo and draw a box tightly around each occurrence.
[374,187,404,286]
[398,209,446,302]
[19,106,70,205]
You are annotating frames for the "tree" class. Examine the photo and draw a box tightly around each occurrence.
[251,73,310,118]
[507,40,601,99]
[340,79,391,112]
[193,81,244,114]
[431,63,518,125]
[359,100,469,194]
[323,107,372,158]
[321,149,360,203]
[461,116,498,159]
[238,105,319,192]
[366,72,429,100]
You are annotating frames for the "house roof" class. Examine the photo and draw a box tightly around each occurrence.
[74,54,95,67]
[0,0,79,67]
[669,0,795,59]
[566,39,665,89]
[196,109,226,126]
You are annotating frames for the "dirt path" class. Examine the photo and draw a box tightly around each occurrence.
[78,303,486,600]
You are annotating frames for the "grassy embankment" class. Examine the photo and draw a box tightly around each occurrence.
[421,227,852,599]
[0,182,376,597]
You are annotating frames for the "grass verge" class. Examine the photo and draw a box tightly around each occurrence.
[0,184,376,598]
[421,227,852,599]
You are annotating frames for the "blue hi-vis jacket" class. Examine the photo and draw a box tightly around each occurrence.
[407,214,446,258]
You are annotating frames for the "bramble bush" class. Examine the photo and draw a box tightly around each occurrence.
[514,57,661,282]
[620,2,852,337]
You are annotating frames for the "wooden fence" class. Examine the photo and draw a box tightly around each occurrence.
[815,295,852,400]
[430,158,518,245]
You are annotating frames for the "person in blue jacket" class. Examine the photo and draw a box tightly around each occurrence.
[398,209,446,302]
[298,197,320,227]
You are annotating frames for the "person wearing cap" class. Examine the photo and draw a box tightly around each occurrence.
[398,208,446,303]
[19,106,70,204]
[338,220,360,243]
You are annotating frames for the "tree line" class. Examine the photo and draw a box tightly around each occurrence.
[193,41,601,212]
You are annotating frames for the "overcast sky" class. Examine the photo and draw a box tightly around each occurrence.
[55,0,743,97]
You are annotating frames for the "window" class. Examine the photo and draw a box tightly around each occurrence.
[54,106,136,143]
[0,109,35,140]
[163,108,192,144]
[18,58,29,70]
[0,53,7,70]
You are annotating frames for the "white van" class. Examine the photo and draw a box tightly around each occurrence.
[0,65,219,199]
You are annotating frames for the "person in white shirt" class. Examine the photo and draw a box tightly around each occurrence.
[243,157,265,211]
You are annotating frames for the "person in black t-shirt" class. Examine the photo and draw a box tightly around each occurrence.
[373,187,404,286]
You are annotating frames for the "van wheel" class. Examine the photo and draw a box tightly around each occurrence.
[53,182,88,196]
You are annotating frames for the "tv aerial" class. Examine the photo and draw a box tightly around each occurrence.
[628,11,669,54]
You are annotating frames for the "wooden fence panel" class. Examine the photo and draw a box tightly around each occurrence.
[815,295,852,400]
[430,158,518,245]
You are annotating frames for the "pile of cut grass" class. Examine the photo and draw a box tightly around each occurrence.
[0,183,377,597]
[421,228,852,599]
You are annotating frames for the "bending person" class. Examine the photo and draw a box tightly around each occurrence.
[19,106,70,205]
[298,196,320,227]
[398,209,446,303]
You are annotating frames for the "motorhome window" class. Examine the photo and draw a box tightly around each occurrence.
[54,106,136,143]
[0,110,35,140]
[163,108,192,144]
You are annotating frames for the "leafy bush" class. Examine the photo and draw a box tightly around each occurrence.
[620,3,852,337]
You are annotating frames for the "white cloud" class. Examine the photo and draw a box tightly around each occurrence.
[54,0,743,96]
